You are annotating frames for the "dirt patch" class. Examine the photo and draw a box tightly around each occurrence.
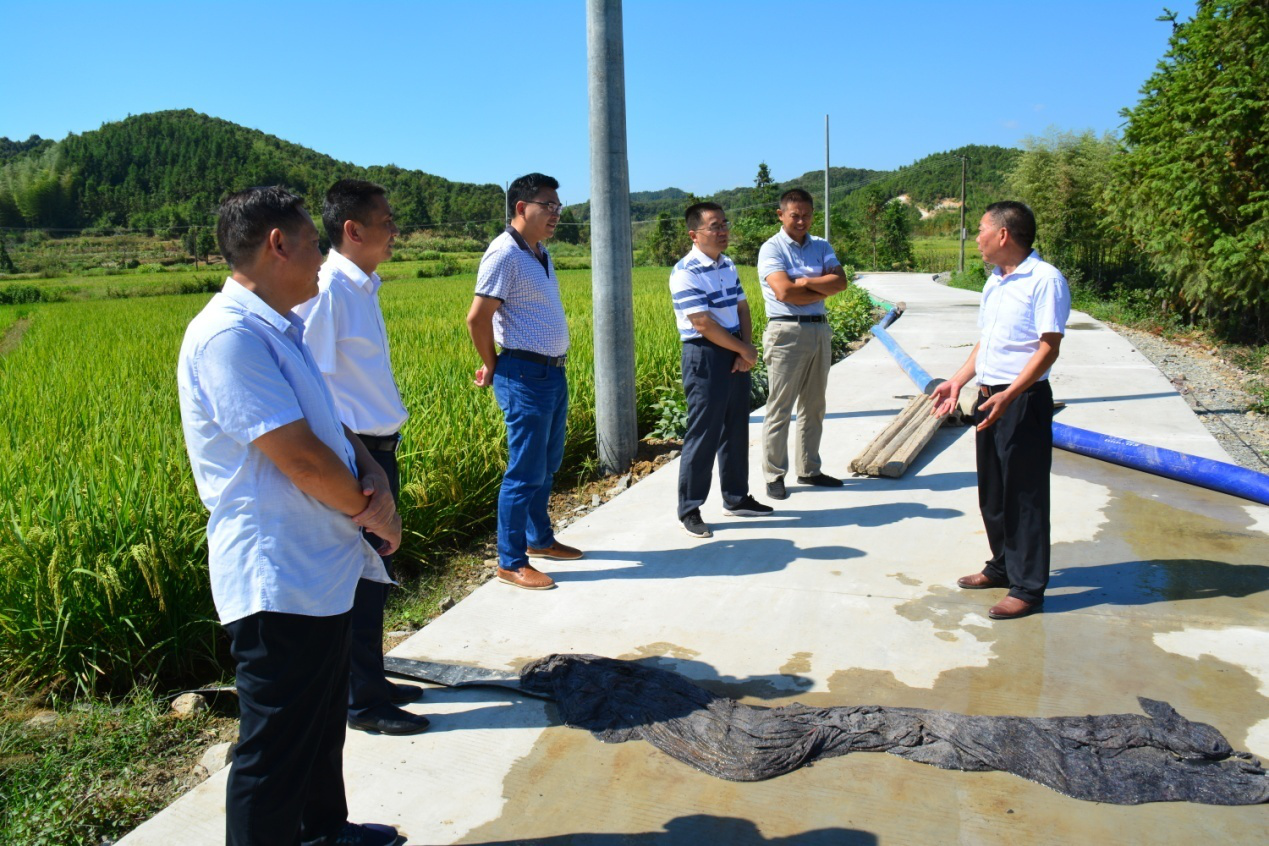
[0,316,31,355]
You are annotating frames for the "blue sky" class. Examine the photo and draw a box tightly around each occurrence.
[1,1,1175,201]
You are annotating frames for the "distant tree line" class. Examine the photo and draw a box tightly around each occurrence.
[0,110,506,236]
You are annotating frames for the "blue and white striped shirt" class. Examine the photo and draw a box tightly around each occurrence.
[475,228,569,357]
[669,247,746,341]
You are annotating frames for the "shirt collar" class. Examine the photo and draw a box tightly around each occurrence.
[992,250,1042,281]
[506,225,546,256]
[776,227,809,248]
[325,248,380,293]
[688,245,726,267]
[221,277,304,335]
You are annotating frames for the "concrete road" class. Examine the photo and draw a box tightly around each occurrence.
[122,273,1269,845]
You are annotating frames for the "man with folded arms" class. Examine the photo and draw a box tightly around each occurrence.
[466,172,582,591]
[178,186,400,846]
[931,201,1070,621]
[671,201,774,538]
[757,188,851,500]
[295,179,429,736]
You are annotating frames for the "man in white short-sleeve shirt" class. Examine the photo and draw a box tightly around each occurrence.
[931,201,1071,622]
[294,179,430,738]
[178,186,400,846]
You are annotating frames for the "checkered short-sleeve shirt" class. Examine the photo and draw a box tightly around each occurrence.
[475,229,570,357]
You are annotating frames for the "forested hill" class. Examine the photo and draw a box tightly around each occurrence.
[569,145,1018,225]
[0,110,504,233]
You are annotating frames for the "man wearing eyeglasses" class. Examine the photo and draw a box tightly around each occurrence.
[757,188,851,501]
[467,172,582,591]
[671,202,774,539]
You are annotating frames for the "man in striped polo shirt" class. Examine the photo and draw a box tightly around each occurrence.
[466,173,582,591]
[671,202,774,538]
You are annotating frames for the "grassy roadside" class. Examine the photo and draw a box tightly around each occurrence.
[945,268,1269,414]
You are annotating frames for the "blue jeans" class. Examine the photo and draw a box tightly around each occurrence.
[493,354,568,570]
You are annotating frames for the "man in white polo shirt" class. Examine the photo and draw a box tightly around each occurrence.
[295,179,429,737]
[466,172,582,591]
[178,186,400,846]
[671,201,773,538]
[757,188,852,501]
[931,201,1070,621]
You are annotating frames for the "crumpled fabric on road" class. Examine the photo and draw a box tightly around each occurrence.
[519,653,1269,806]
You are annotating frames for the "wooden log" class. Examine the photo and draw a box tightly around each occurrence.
[849,395,926,474]
[879,407,948,477]
[867,395,935,474]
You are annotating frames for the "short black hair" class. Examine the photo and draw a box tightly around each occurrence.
[779,188,814,209]
[508,173,560,218]
[984,201,1037,251]
[685,201,724,231]
[216,186,310,269]
[324,179,387,248]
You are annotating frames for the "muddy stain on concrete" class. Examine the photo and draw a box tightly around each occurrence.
[888,572,922,587]
[460,475,1268,844]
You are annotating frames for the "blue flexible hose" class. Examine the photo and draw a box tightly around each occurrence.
[868,308,1269,505]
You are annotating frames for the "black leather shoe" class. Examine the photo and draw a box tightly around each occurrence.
[797,472,843,487]
[388,682,423,705]
[347,706,430,736]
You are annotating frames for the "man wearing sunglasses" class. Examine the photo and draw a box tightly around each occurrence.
[757,188,851,501]
[467,172,582,590]
[671,201,773,539]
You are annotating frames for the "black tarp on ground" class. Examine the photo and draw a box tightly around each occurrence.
[519,653,1269,806]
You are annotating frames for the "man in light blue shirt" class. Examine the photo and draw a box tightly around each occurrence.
[756,188,851,500]
[178,186,401,846]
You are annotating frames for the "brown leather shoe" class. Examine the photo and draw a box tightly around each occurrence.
[988,596,1043,620]
[497,564,556,590]
[957,572,1008,590]
[526,541,584,561]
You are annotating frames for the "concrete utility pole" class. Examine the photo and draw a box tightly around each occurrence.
[587,0,637,474]
[824,115,831,242]
[958,156,967,273]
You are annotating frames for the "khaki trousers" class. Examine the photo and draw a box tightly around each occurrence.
[761,320,832,482]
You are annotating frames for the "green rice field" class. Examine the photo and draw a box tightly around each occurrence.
[0,266,872,695]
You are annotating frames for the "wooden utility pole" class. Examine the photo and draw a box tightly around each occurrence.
[824,115,831,242]
[958,156,967,273]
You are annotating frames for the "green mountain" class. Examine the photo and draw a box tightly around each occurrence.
[0,110,504,233]
[568,146,1019,226]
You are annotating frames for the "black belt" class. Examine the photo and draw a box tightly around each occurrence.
[769,315,827,323]
[358,432,401,453]
[979,380,1047,397]
[501,348,568,367]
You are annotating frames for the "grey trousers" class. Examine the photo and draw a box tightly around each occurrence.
[761,320,832,482]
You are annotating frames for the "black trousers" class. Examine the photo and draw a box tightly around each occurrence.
[678,337,752,519]
[975,380,1053,604]
[224,610,351,846]
[348,444,399,718]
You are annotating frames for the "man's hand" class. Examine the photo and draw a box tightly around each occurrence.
[369,512,403,557]
[975,391,1014,432]
[473,363,494,387]
[732,341,758,373]
[353,475,396,531]
[930,379,962,417]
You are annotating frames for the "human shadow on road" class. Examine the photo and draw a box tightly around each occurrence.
[458,815,877,846]
[553,536,863,583]
[1044,558,1269,614]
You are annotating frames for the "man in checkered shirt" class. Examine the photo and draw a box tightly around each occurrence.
[466,173,583,591]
